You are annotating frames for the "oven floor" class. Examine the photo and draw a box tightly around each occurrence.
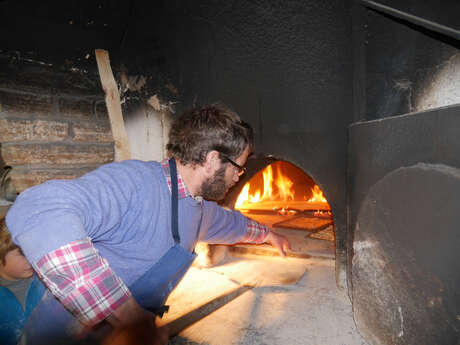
[230,226,336,260]
[163,255,368,345]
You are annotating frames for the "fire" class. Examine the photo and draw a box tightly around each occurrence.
[235,164,295,209]
[307,185,327,203]
[235,162,329,210]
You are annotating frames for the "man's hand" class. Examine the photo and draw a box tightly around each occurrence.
[106,296,151,327]
[104,297,169,345]
[265,231,291,257]
[102,318,169,345]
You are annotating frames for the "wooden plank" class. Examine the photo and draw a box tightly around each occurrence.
[237,200,331,211]
[2,143,114,165]
[95,49,131,161]
[9,165,99,192]
[165,285,253,337]
[0,90,54,117]
[272,216,333,231]
[0,118,68,142]
[58,97,109,121]
[72,121,113,143]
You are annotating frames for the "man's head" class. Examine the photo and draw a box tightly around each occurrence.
[167,103,254,201]
[167,103,254,166]
[0,218,33,280]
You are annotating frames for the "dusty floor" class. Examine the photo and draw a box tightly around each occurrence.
[164,255,369,345]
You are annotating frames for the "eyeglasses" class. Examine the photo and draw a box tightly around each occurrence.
[220,154,247,176]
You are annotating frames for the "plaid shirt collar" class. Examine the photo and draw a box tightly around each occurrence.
[161,158,192,200]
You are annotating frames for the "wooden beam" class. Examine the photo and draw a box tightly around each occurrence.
[361,0,460,41]
[95,49,131,161]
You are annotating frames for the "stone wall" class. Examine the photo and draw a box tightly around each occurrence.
[0,60,114,194]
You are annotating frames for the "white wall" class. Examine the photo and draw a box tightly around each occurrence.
[124,104,172,162]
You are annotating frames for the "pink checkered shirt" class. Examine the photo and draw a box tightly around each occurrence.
[33,238,130,326]
[35,159,269,326]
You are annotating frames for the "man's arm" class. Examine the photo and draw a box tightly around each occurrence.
[105,296,150,326]
[34,237,168,344]
[242,218,291,257]
[33,237,133,326]
[200,202,291,256]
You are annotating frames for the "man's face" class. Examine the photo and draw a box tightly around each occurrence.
[200,146,251,201]
[0,248,34,280]
[200,165,228,201]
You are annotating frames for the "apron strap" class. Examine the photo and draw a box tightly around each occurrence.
[194,204,203,244]
[169,158,180,244]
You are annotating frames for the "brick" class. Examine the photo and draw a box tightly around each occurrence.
[0,64,56,95]
[54,72,104,97]
[0,89,54,117]
[72,122,113,143]
[9,165,99,192]
[0,118,68,142]
[2,143,114,165]
[59,97,108,120]
[0,61,103,97]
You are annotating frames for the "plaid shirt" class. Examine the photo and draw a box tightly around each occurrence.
[34,159,269,326]
[33,238,130,326]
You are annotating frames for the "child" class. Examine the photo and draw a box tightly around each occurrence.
[0,218,45,345]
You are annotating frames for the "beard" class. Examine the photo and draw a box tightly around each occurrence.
[200,166,229,201]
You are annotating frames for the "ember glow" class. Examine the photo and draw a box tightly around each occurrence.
[235,162,330,211]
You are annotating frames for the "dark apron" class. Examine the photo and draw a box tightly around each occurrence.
[23,158,201,344]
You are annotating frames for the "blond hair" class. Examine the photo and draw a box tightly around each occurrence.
[0,218,18,265]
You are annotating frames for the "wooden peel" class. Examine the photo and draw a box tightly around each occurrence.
[164,285,254,337]
[100,286,253,345]
[161,256,311,336]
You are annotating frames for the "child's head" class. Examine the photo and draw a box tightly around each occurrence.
[0,218,33,280]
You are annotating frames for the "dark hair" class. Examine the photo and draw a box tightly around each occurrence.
[0,218,18,265]
[166,103,254,165]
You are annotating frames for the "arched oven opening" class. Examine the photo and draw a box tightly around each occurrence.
[214,154,336,263]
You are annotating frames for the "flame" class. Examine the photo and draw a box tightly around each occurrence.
[262,165,273,200]
[235,183,250,209]
[235,162,329,210]
[307,185,327,203]
[276,164,294,200]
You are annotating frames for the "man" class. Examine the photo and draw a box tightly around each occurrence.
[6,103,290,344]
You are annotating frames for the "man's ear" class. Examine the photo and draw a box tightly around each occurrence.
[203,150,221,176]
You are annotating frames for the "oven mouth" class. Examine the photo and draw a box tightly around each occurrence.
[219,155,336,259]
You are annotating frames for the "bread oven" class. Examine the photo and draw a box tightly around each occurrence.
[1,0,459,344]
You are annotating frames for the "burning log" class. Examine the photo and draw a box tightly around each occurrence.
[240,208,332,218]
[237,200,330,212]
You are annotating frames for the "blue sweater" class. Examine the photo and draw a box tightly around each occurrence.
[6,160,248,286]
[0,275,45,345]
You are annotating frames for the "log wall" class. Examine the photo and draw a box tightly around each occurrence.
[0,62,114,194]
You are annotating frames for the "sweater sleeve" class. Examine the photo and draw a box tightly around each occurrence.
[199,201,269,244]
